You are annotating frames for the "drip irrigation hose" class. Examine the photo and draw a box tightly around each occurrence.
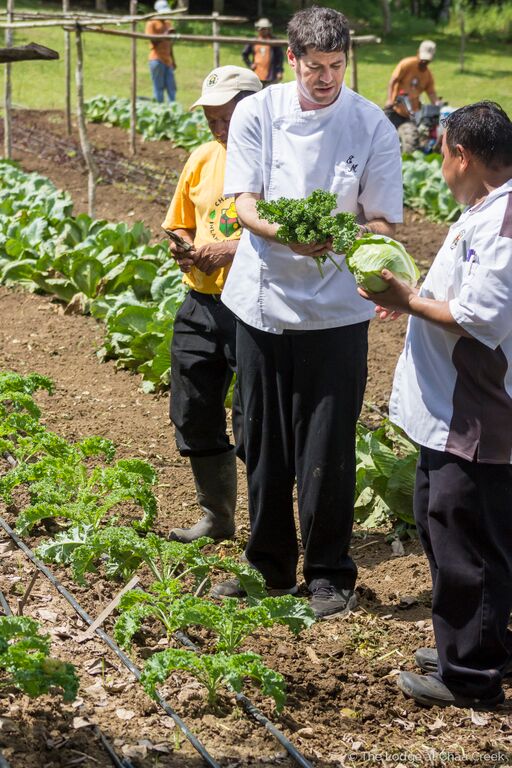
[173,631,314,768]
[94,727,135,768]
[0,516,220,768]
[0,587,12,617]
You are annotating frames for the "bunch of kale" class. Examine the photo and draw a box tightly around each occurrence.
[256,189,360,259]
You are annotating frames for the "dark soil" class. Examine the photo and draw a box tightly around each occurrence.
[2,110,510,768]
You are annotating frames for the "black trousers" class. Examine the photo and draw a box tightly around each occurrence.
[170,291,240,457]
[415,446,512,699]
[236,320,368,590]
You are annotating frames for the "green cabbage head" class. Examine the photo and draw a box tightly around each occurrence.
[346,234,420,293]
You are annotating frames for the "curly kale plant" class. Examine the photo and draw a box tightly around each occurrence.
[256,189,360,276]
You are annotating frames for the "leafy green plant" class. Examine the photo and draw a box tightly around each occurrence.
[355,420,418,529]
[115,588,315,653]
[141,648,286,711]
[256,190,360,276]
[67,527,212,585]
[84,96,212,151]
[0,616,79,701]
[346,234,420,292]
[402,152,464,223]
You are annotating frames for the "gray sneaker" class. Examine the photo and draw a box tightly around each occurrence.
[211,578,298,599]
[309,579,357,620]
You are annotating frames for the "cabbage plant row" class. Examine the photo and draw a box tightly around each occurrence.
[0,161,186,392]
[85,95,212,151]
[402,151,464,223]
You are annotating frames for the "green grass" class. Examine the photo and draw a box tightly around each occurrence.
[1,1,511,117]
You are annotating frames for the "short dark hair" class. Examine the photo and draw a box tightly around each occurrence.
[287,6,351,58]
[444,101,512,168]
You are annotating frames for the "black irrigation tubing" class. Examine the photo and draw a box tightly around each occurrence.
[0,558,135,768]
[0,516,221,768]
[0,585,12,617]
[174,631,314,768]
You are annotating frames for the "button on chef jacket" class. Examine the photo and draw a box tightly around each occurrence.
[221,82,403,334]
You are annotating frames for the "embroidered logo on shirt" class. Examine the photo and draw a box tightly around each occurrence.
[345,155,359,173]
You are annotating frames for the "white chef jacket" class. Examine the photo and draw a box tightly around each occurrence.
[390,181,512,464]
[221,81,403,333]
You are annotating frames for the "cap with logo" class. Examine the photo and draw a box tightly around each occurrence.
[418,40,436,61]
[154,0,172,12]
[191,65,262,109]
[255,17,272,29]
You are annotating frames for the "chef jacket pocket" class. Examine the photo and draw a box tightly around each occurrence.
[330,162,360,212]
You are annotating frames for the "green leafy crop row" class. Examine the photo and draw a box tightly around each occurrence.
[84,96,212,151]
[0,161,187,392]
[0,372,316,711]
[402,152,464,223]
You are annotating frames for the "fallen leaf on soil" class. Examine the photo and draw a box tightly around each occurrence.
[398,596,418,609]
[35,608,58,623]
[340,708,359,719]
[0,540,16,556]
[393,717,415,732]
[72,717,91,730]
[296,727,314,739]
[427,717,446,733]
[391,539,405,557]
[470,710,489,726]
[86,657,118,675]
[115,708,136,721]
[138,739,170,754]
[159,717,176,730]
[305,646,321,665]
[122,744,148,759]
[71,697,85,709]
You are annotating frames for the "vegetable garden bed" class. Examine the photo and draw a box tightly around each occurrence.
[2,108,510,768]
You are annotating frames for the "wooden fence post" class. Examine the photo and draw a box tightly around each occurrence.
[63,0,72,134]
[130,0,137,155]
[3,0,14,159]
[75,24,98,217]
[349,41,358,93]
[212,11,220,68]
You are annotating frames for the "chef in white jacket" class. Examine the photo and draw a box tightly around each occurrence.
[215,5,403,619]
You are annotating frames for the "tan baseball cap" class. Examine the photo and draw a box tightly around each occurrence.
[191,65,262,109]
[255,17,272,29]
[418,40,436,61]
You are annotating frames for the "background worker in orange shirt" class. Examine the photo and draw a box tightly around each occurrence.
[242,18,284,86]
[384,40,439,128]
[145,0,177,103]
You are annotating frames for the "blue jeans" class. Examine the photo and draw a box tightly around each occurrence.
[149,59,176,103]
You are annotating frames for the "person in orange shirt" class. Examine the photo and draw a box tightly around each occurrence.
[242,18,284,86]
[384,40,439,128]
[145,0,176,103]
[162,66,262,543]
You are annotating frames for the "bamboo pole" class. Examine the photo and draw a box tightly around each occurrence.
[75,25,98,218]
[349,42,358,92]
[0,14,248,30]
[130,0,137,156]
[63,0,72,135]
[3,0,14,159]
[67,26,291,45]
[212,11,220,68]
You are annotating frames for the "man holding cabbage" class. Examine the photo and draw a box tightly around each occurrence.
[211,6,403,619]
[361,101,512,710]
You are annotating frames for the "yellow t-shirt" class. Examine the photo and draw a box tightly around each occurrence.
[162,141,241,294]
[390,56,434,116]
